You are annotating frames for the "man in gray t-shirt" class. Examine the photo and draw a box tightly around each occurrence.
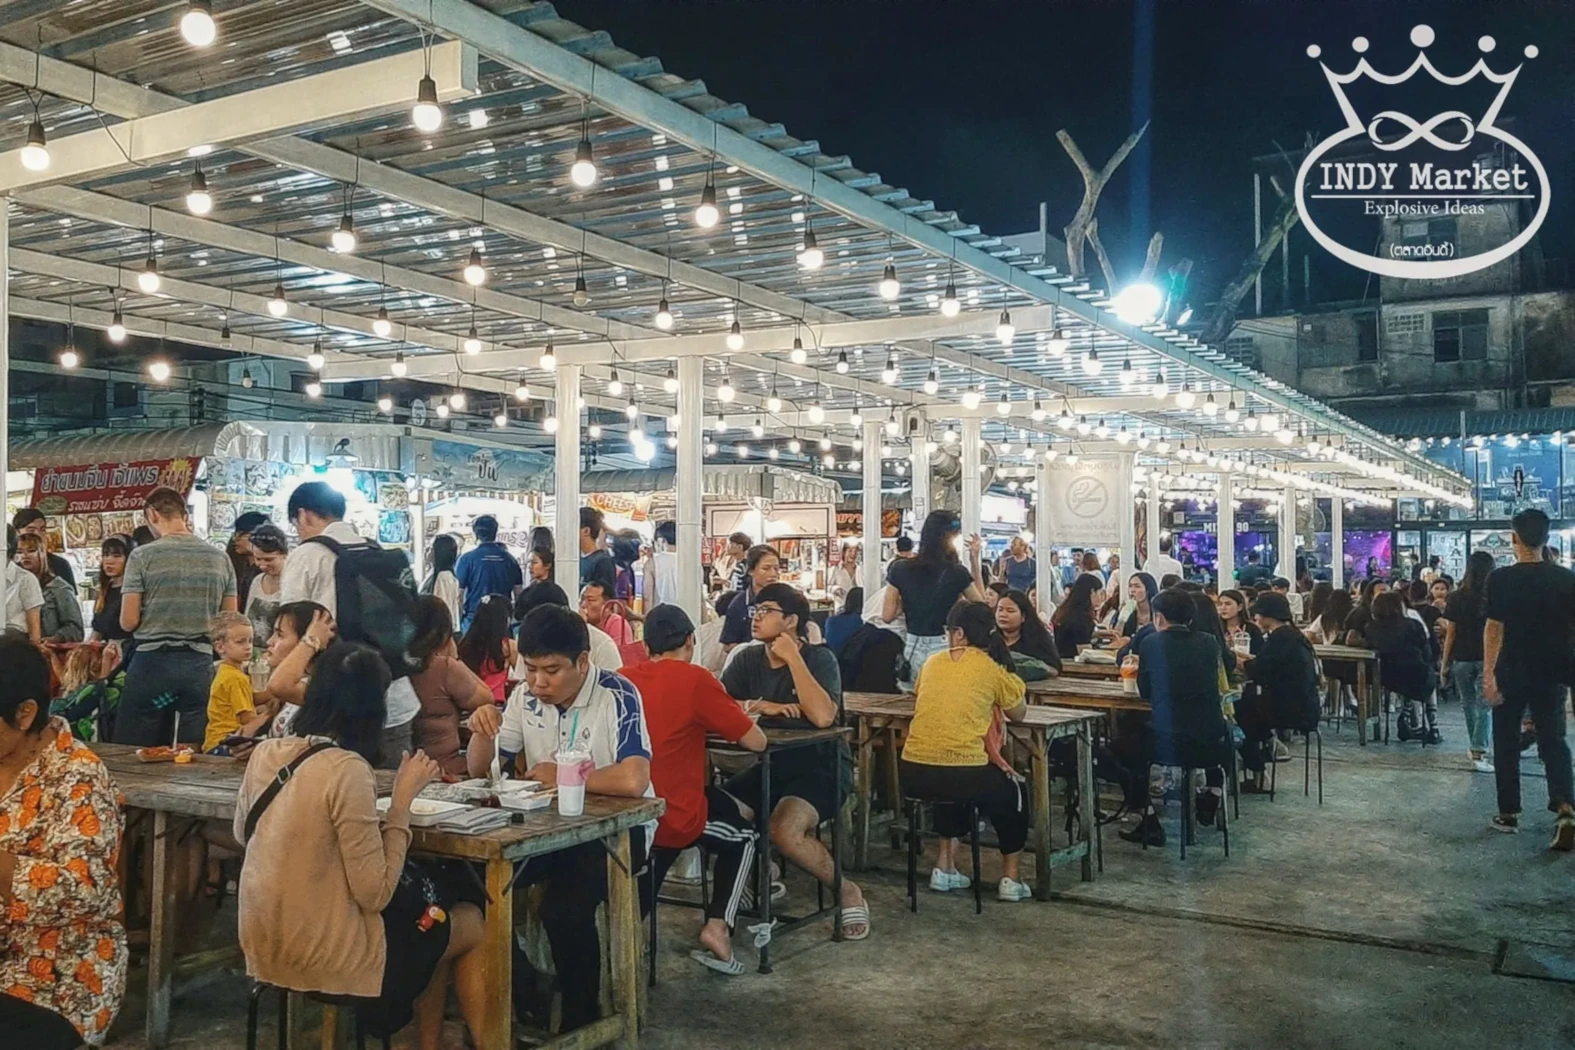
[114,487,237,747]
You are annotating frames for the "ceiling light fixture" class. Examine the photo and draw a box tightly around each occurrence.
[373,305,392,339]
[391,350,408,378]
[607,367,623,397]
[185,164,213,215]
[835,349,849,374]
[939,279,960,318]
[923,367,939,396]
[726,317,744,352]
[462,248,486,286]
[148,359,171,382]
[789,333,807,365]
[108,301,127,343]
[995,309,1015,345]
[878,260,900,300]
[881,352,898,385]
[138,238,162,294]
[654,294,674,331]
[539,343,557,370]
[664,366,680,394]
[266,282,287,317]
[180,1,217,48]
[797,225,824,271]
[1081,347,1102,376]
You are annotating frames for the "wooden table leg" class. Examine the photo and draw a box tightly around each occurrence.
[1028,731,1052,902]
[1357,662,1369,746]
[146,809,178,1048]
[479,857,514,1050]
[606,831,642,1050]
[1076,727,1096,883]
[852,718,873,872]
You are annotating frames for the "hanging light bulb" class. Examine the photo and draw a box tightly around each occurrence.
[1175,382,1197,410]
[1259,412,1280,434]
[19,118,48,173]
[923,367,939,396]
[884,407,900,436]
[881,352,898,385]
[1031,397,1046,421]
[1058,408,1075,431]
[694,181,720,228]
[714,412,728,433]
[751,417,765,439]
[241,367,253,389]
[307,340,325,371]
[939,280,960,317]
[412,74,443,133]
[180,1,217,46]
[996,391,1011,416]
[735,442,750,458]
[572,274,590,307]
[1136,431,1152,449]
[494,405,509,428]
[663,366,679,394]
[463,326,482,355]
[185,165,213,215]
[943,428,957,444]
[606,368,623,397]
[331,213,357,254]
[1046,328,1070,357]
[58,345,79,369]
[624,396,638,420]
[1116,425,1132,445]
[1243,408,1259,432]
[725,319,744,352]
[514,378,530,402]
[787,438,802,454]
[448,390,467,411]
[372,305,392,339]
[569,136,597,188]
[1224,396,1240,424]
[1119,358,1136,387]
[435,402,450,419]
[138,252,161,294]
[1095,418,1111,438]
[267,283,287,318]
[1076,415,1093,435]
[878,260,900,300]
[304,380,323,399]
[1150,369,1167,400]
[717,372,735,402]
[961,384,981,410]
[819,435,832,451]
[377,393,393,413]
[767,386,783,414]
[391,351,408,378]
[1081,347,1103,376]
[462,248,486,286]
[835,350,849,374]
[539,344,557,370]
[797,227,824,271]
[654,298,674,331]
[1202,392,1218,416]
[850,403,864,428]
[148,359,171,382]
[995,310,1016,345]
[108,306,127,344]
[789,335,807,366]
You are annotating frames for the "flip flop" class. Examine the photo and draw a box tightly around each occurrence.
[690,949,746,976]
[839,903,871,941]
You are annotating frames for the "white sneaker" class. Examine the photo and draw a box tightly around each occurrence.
[997,876,1033,902]
[928,868,971,892]
[1272,739,1292,762]
[1472,757,1495,773]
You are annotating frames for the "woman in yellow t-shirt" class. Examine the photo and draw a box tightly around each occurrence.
[900,602,1032,902]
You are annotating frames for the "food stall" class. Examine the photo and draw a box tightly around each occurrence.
[410,438,551,567]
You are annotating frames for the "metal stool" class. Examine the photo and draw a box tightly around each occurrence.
[1269,727,1324,804]
[904,798,982,914]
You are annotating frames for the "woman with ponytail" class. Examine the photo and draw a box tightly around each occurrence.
[899,601,1033,902]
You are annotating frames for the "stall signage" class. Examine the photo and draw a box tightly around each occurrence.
[588,492,650,522]
[1041,457,1129,547]
[31,458,197,515]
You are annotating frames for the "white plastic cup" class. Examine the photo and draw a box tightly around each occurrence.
[1232,630,1251,656]
[555,750,592,817]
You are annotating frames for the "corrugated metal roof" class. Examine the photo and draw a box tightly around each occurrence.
[1348,406,1575,439]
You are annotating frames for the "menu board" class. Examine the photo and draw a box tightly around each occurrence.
[32,458,197,516]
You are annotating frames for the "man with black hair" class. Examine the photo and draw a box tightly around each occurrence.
[467,604,651,1031]
[454,513,523,632]
[1483,508,1575,846]
[720,582,868,939]
[4,524,44,642]
[514,581,623,670]
[12,509,76,588]
[717,531,751,592]
[645,519,680,608]
[1237,551,1273,587]
[578,506,618,593]
[1271,576,1304,621]
[622,606,766,973]
[1145,534,1184,585]
[1121,588,1232,846]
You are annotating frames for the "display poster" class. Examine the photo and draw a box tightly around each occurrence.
[32,458,198,515]
[1041,457,1127,547]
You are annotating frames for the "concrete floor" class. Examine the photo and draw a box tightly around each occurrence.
[107,705,1575,1050]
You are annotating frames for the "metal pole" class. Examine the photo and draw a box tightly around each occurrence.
[1217,472,1235,589]
[861,420,882,599]
[961,418,982,540]
[676,357,704,622]
[1034,454,1052,605]
[1117,452,1135,593]
[409,486,425,584]
[1145,469,1162,575]
[553,364,582,596]
[1331,495,1345,590]
[1279,483,1297,581]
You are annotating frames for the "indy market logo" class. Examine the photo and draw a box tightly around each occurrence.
[1294,25,1549,279]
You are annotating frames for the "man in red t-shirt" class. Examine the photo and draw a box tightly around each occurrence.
[620,606,766,973]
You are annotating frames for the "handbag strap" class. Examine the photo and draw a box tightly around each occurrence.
[242,741,336,842]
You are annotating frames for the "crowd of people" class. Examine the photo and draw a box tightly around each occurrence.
[3,490,1574,1048]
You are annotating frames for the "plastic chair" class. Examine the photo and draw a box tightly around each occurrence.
[904,798,982,915]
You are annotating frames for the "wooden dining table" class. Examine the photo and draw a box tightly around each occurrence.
[1312,644,1383,744]
[93,744,662,1050]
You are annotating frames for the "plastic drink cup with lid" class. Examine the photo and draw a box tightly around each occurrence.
[555,750,593,816]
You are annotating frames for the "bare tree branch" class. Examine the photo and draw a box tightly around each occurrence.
[1086,218,1119,291]
[1138,232,1165,283]
[1057,122,1150,278]
[1201,195,1301,347]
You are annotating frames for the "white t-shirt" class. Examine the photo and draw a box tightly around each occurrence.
[279,520,365,614]
[1144,553,1184,583]
[497,665,652,779]
[649,550,680,608]
[4,562,44,633]
[429,570,462,632]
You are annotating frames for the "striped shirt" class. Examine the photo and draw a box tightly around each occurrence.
[122,534,236,652]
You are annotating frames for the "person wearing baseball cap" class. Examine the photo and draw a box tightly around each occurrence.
[618,606,767,974]
[1235,591,1320,793]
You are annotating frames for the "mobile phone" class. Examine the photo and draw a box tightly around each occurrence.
[220,733,259,748]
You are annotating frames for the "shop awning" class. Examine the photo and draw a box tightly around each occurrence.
[565,465,844,505]
[8,422,408,473]
[7,424,242,469]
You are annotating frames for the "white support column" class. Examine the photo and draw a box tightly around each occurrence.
[1034,455,1053,605]
[1279,484,1298,581]
[553,365,582,597]
[409,488,426,585]
[676,358,704,621]
[961,418,983,540]
[1218,472,1235,589]
[0,199,7,527]
[1145,470,1162,575]
[861,421,883,599]
[1331,496,1345,590]
[909,433,932,537]
[1117,453,1136,591]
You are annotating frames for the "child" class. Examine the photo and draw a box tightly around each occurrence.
[204,611,257,753]
[51,644,125,742]
[458,593,516,703]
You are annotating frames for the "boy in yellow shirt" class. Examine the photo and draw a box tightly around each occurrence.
[204,611,256,753]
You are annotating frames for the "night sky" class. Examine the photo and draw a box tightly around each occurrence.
[557,0,1575,306]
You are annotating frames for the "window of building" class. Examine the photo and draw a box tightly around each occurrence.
[1433,308,1489,363]
[1224,335,1259,369]
[1388,313,1425,335]
[1354,312,1378,362]
[112,382,139,409]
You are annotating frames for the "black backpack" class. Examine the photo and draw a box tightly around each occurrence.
[305,535,419,676]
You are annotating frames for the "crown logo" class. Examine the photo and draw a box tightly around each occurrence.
[1309,25,1536,152]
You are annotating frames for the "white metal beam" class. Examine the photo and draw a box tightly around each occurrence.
[0,42,475,192]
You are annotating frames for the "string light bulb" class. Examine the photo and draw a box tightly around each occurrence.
[448,390,466,411]
[939,280,960,317]
[412,75,443,133]
[572,274,590,307]
[751,417,765,439]
[694,181,720,228]
[307,341,325,370]
[881,352,899,385]
[714,412,728,433]
[1046,328,1069,357]
[435,402,450,419]
[372,305,392,339]
[995,310,1015,345]
[878,260,900,300]
[331,213,356,254]
[1202,391,1218,416]
[1119,357,1136,387]
[663,366,679,394]
[1081,347,1103,376]
[180,2,218,47]
[606,368,623,397]
[797,227,824,271]
[58,346,79,369]
[718,371,735,402]
[1175,382,1196,410]
[726,319,744,352]
[377,393,393,413]
[138,252,162,294]
[1031,398,1046,422]
[267,283,287,318]
[1150,369,1167,400]
[108,306,127,343]
[148,359,171,382]
[1224,396,1240,424]
[569,136,597,188]
[305,380,323,399]
[849,403,864,428]
[539,344,557,370]
[185,165,213,216]
[996,391,1011,416]
[462,248,486,286]
[463,325,481,355]
[766,385,783,414]
[961,384,981,410]
[835,350,849,374]
[514,378,530,402]
[240,367,253,389]
[391,351,408,378]
[884,407,900,436]
[624,396,638,420]
[923,367,939,396]
[789,335,807,365]
[19,118,48,172]
[654,298,674,331]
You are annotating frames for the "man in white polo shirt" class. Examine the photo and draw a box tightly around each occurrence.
[4,525,44,642]
[467,604,651,1035]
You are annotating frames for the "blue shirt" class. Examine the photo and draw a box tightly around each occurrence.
[1002,555,1036,593]
[454,541,523,630]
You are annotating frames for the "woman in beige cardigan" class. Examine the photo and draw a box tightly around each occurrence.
[234,643,492,1049]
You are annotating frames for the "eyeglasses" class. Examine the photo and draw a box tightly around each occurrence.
[750,603,784,619]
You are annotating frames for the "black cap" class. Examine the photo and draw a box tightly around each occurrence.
[1250,592,1293,623]
[233,511,270,536]
[644,605,696,655]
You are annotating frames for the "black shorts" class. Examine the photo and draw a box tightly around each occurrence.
[0,993,82,1050]
[725,751,851,823]
[357,861,485,1038]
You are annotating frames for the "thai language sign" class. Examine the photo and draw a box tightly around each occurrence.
[31,458,197,515]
